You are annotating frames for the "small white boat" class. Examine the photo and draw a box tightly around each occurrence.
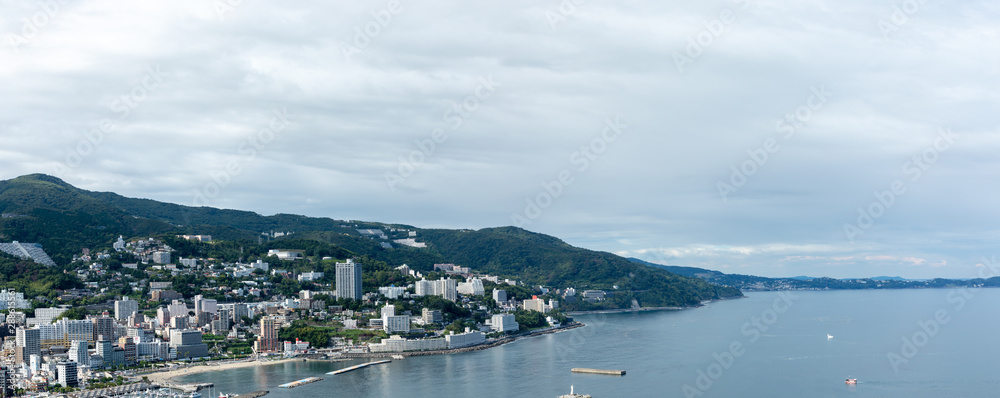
[827,334,834,340]
[559,385,592,398]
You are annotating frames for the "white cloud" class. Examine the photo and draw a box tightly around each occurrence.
[1,0,996,279]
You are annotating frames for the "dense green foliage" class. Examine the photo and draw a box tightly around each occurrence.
[0,174,743,310]
[277,321,335,348]
[514,310,547,330]
[0,252,82,299]
[416,227,743,307]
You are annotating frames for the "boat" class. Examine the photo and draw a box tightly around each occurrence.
[827,334,834,340]
[190,393,202,398]
[845,378,857,385]
[559,385,592,398]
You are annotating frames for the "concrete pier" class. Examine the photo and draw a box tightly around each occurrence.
[571,368,626,376]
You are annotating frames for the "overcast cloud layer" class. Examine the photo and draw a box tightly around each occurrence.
[1,0,997,279]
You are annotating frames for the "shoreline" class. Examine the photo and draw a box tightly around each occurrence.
[341,322,586,358]
[142,324,586,383]
[565,306,687,316]
[144,358,301,385]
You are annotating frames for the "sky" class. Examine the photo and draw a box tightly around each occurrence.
[1,0,998,279]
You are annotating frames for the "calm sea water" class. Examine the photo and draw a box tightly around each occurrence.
[177,289,1000,397]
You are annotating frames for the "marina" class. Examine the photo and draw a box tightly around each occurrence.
[278,377,323,389]
[326,360,392,375]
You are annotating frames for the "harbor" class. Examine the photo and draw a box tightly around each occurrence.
[327,360,392,375]
[278,377,323,388]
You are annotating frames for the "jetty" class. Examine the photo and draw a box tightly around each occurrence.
[571,368,626,376]
[278,377,323,388]
[234,391,269,398]
[327,360,391,375]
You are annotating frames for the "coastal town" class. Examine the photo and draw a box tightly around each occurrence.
[0,232,594,396]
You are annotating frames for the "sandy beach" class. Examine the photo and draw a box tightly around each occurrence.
[145,358,300,385]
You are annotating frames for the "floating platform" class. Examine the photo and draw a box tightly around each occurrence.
[572,368,626,376]
[327,360,392,375]
[234,391,269,398]
[278,377,323,388]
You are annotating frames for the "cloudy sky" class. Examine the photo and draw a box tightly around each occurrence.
[1,0,997,279]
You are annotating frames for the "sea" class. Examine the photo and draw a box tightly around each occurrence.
[175,289,1000,397]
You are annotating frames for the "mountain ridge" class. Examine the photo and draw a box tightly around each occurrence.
[0,174,743,309]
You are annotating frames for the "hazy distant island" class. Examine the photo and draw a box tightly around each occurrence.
[629,258,1000,292]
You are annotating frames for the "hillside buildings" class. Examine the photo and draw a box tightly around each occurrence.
[414,278,457,301]
[381,305,410,334]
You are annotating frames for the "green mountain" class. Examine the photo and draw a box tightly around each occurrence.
[0,173,742,308]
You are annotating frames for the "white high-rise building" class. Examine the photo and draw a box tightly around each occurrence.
[381,304,410,334]
[492,289,507,303]
[490,314,519,333]
[378,286,406,299]
[194,295,218,315]
[15,328,40,365]
[56,361,78,387]
[69,340,89,366]
[114,297,139,321]
[414,278,457,301]
[335,259,362,301]
[414,279,434,296]
[40,319,94,344]
[522,298,546,313]
[457,278,485,296]
[435,278,457,302]
[156,307,171,328]
[30,307,68,325]
[167,300,189,319]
